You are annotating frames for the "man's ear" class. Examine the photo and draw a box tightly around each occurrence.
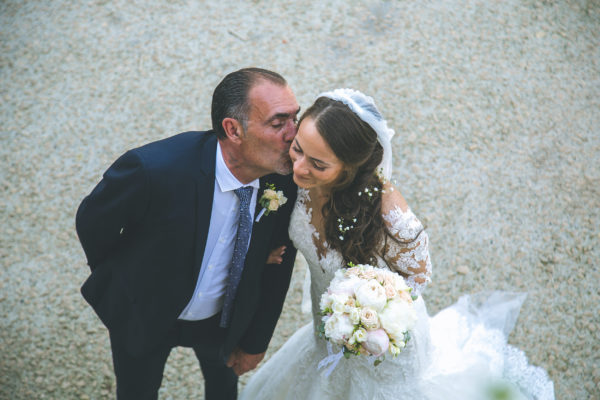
[222,118,244,144]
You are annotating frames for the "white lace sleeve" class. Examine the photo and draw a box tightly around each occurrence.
[382,207,432,296]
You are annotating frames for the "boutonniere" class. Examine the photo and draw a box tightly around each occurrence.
[255,183,288,222]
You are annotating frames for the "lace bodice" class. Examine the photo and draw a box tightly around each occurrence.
[289,188,432,325]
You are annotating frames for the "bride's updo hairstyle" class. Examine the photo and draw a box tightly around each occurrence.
[299,96,395,266]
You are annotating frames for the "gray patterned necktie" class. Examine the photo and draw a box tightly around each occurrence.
[220,186,254,328]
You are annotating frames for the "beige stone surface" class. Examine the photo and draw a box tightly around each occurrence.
[1,0,598,398]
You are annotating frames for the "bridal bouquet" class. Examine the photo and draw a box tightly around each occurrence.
[318,263,417,369]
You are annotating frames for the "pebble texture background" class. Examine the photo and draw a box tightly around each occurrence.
[1,0,599,399]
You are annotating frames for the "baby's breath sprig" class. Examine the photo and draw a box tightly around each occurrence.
[336,216,357,241]
[357,185,384,200]
[375,168,395,193]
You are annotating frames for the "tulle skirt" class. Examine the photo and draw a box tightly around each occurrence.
[240,292,554,400]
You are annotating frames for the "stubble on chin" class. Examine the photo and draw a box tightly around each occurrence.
[274,153,293,176]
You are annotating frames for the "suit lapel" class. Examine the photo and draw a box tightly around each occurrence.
[193,134,217,276]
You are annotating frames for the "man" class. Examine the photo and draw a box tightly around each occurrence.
[75,68,300,399]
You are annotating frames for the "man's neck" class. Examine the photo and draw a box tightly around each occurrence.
[219,140,264,184]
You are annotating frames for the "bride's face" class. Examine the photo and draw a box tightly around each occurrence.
[289,118,345,190]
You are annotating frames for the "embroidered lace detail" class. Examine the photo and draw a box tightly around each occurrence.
[382,206,432,296]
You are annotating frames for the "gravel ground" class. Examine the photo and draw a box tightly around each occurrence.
[1,0,599,399]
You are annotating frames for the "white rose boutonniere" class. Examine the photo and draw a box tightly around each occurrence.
[256,183,287,222]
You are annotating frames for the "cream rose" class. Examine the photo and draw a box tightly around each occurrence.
[268,199,279,211]
[359,307,380,329]
[263,189,277,199]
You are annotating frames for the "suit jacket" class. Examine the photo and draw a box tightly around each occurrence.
[76,131,297,358]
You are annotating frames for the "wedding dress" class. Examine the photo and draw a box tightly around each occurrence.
[241,189,554,400]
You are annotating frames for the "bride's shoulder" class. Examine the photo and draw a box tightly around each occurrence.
[381,182,409,215]
[380,182,425,233]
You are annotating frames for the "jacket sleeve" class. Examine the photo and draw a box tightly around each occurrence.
[75,150,149,269]
[238,185,298,354]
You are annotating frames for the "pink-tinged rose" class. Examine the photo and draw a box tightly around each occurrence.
[360,307,380,329]
[355,279,387,311]
[375,270,388,284]
[360,269,377,280]
[398,290,413,302]
[382,274,396,288]
[346,267,361,276]
[363,329,389,357]
[384,284,397,299]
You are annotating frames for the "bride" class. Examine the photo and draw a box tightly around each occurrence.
[241,89,554,400]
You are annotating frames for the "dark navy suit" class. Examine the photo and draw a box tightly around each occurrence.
[76,131,297,398]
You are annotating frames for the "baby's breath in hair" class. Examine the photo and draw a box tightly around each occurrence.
[337,217,357,240]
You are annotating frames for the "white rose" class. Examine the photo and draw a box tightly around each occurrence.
[348,307,361,325]
[379,298,417,340]
[355,279,388,311]
[331,294,348,314]
[319,293,333,312]
[276,190,287,205]
[324,314,355,344]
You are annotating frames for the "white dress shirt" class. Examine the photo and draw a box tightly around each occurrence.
[178,143,259,320]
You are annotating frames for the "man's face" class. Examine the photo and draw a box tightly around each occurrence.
[240,81,300,176]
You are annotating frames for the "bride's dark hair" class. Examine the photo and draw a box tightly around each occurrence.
[299,97,395,266]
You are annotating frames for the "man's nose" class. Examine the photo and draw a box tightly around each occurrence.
[283,119,297,142]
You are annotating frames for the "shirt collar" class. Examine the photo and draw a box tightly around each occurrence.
[215,142,260,193]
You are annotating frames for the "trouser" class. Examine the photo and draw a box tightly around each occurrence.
[109,312,237,400]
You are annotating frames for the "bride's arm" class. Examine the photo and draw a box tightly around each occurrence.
[380,183,432,296]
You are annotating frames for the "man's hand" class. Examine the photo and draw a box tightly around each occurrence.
[226,347,265,376]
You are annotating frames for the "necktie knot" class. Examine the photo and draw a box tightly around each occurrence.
[234,186,253,211]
